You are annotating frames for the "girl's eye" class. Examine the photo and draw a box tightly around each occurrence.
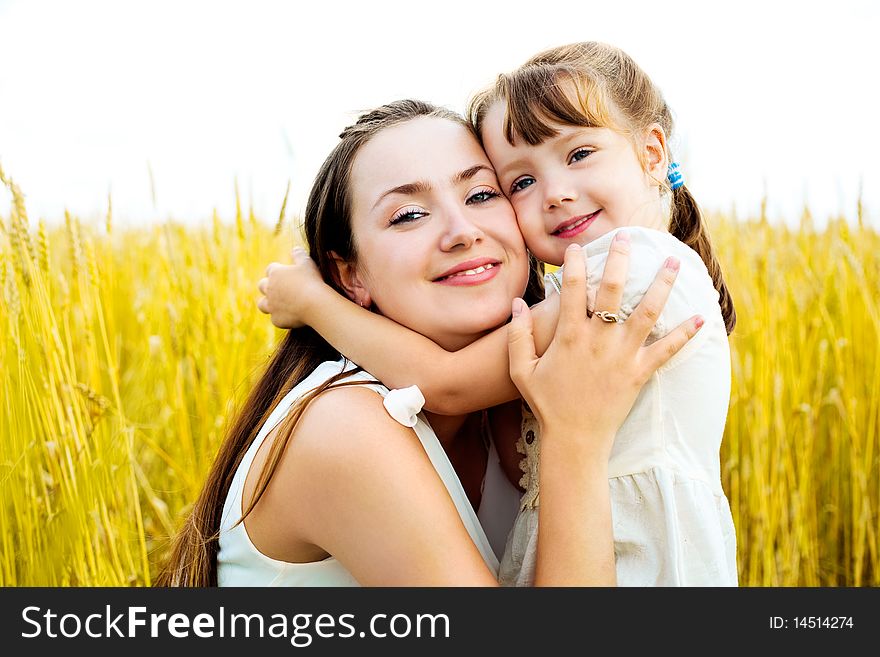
[509,176,535,195]
[569,148,594,164]
[390,207,428,225]
[466,188,501,205]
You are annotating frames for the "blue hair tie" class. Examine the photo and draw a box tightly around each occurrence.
[667,161,684,190]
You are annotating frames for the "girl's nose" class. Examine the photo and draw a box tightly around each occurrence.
[544,183,578,211]
[439,207,485,252]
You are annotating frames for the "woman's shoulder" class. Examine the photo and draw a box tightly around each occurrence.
[250,381,461,578]
[294,383,406,449]
[288,386,435,497]
[271,358,426,462]
[258,383,422,519]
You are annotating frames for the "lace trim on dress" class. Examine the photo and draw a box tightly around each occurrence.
[516,402,541,510]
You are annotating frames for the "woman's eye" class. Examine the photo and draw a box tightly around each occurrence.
[510,177,535,194]
[390,208,428,225]
[569,148,594,164]
[466,189,500,205]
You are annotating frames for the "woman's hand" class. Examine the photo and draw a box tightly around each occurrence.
[507,232,704,460]
[257,247,329,329]
[509,232,704,585]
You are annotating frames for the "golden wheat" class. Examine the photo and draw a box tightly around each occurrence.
[1,179,877,585]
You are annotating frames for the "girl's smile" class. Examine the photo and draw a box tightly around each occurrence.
[552,210,602,238]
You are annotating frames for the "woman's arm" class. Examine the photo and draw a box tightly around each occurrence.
[258,248,560,415]
[507,239,705,584]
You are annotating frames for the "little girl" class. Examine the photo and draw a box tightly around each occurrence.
[259,42,738,586]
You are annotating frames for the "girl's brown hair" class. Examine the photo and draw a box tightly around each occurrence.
[469,42,736,334]
[155,99,544,586]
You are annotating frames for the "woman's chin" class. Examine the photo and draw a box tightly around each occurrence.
[445,308,513,343]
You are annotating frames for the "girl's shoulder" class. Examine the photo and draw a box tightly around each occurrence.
[568,227,702,291]
[583,226,698,264]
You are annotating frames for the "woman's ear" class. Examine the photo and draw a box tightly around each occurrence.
[329,251,372,308]
[643,123,669,186]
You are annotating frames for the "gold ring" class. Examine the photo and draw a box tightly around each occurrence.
[594,310,621,323]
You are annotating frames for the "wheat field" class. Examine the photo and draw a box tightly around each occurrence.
[1,170,878,586]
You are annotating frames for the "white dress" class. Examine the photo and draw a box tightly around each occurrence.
[499,227,738,586]
[217,359,517,586]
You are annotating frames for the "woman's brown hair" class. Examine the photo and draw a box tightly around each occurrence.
[469,42,736,334]
[155,99,544,586]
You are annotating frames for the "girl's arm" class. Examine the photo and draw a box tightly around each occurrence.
[258,243,701,586]
[254,239,702,586]
[258,248,560,415]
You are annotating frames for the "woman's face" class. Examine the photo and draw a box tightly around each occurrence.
[344,117,529,351]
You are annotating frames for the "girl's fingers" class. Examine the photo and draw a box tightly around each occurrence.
[257,277,268,295]
[507,298,538,388]
[592,231,631,316]
[625,256,680,347]
[642,315,704,373]
[558,244,589,340]
[256,295,270,314]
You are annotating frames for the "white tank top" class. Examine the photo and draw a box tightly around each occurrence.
[217,359,509,586]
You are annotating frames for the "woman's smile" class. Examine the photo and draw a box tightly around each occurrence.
[433,258,502,286]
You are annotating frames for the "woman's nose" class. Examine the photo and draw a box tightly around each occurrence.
[439,208,484,251]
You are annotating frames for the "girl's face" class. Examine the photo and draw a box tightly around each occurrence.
[343,116,529,352]
[481,101,668,266]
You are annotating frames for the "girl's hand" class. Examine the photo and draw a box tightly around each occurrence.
[257,247,329,329]
[507,232,704,462]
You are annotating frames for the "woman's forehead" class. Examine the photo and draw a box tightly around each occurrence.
[359,117,482,166]
[351,117,490,206]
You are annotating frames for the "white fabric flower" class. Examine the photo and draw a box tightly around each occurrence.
[382,385,425,427]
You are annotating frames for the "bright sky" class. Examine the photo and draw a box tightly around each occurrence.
[1,0,877,229]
